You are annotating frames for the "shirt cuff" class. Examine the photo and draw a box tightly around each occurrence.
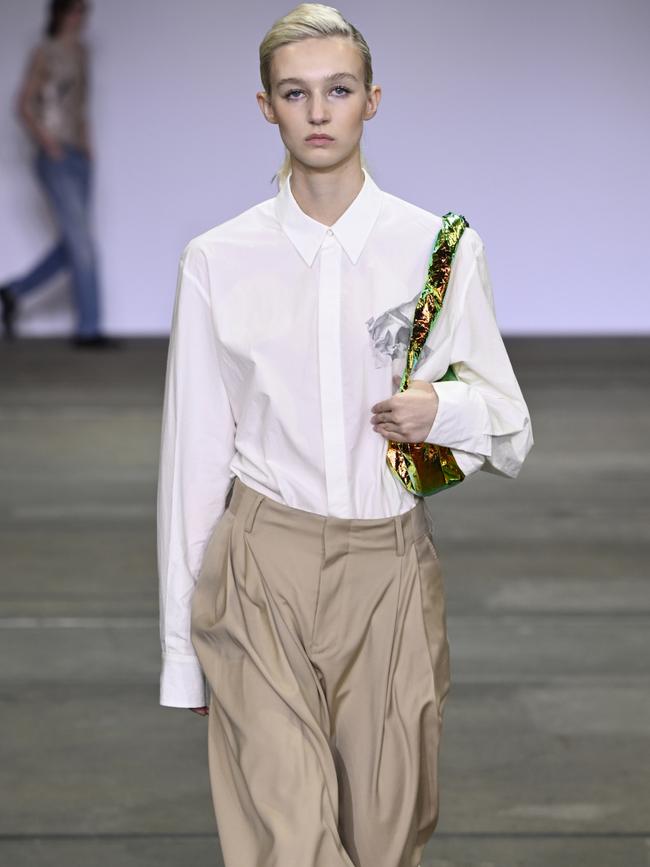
[449,447,486,477]
[160,652,208,708]
[423,380,493,455]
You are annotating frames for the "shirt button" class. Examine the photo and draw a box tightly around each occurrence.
[326,228,333,235]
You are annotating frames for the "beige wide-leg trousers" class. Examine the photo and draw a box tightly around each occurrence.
[190,475,451,867]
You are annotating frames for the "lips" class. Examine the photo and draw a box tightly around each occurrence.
[306,135,333,141]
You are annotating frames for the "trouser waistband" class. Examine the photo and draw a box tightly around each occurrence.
[227,474,428,557]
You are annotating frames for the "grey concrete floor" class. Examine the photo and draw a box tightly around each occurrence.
[0,336,648,867]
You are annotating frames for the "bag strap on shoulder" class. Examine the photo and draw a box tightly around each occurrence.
[398,211,469,390]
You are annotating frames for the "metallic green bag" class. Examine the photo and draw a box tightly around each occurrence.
[386,212,469,497]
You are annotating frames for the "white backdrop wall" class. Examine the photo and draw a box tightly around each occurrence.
[0,0,648,336]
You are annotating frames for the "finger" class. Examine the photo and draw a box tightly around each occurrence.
[380,429,406,441]
[376,422,402,437]
[371,399,394,413]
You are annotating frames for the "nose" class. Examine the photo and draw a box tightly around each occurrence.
[307,92,330,125]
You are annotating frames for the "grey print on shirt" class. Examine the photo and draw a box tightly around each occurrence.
[365,291,433,369]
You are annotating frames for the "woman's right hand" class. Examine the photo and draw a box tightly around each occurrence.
[190,706,209,716]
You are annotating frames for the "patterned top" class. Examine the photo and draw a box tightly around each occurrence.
[30,37,87,148]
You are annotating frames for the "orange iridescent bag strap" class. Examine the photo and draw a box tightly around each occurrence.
[386,211,470,497]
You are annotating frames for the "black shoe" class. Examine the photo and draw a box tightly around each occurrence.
[0,285,17,340]
[70,333,122,349]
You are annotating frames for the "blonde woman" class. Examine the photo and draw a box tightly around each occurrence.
[157,4,533,865]
[0,0,116,348]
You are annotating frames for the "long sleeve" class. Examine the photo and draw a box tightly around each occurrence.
[423,235,533,479]
[157,241,237,708]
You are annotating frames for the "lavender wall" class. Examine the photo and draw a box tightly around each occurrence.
[0,0,648,335]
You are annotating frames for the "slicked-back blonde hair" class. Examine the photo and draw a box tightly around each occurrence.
[259,3,374,188]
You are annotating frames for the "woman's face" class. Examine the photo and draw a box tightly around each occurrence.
[62,0,90,34]
[258,36,380,172]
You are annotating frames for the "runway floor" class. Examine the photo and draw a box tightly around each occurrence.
[0,336,648,867]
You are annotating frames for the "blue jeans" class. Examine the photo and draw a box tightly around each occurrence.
[8,143,101,337]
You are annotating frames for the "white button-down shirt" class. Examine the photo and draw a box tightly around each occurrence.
[157,167,534,707]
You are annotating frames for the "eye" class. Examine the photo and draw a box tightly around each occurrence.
[282,85,352,100]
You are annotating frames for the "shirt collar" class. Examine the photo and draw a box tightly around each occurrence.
[274,167,383,267]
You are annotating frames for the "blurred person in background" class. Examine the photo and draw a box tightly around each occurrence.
[0,0,118,348]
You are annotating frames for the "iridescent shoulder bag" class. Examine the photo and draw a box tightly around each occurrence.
[386,212,469,497]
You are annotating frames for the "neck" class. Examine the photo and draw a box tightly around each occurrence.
[54,27,79,44]
[288,155,365,228]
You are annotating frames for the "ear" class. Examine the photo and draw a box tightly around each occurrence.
[364,84,382,121]
[256,91,277,125]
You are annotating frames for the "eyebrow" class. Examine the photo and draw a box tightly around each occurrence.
[276,72,359,88]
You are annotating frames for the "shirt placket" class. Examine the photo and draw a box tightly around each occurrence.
[317,231,350,516]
